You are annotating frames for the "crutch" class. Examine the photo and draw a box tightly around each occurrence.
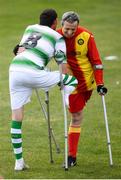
[35,89,60,163]
[59,64,68,171]
[101,95,113,166]
[36,89,60,153]
[45,91,53,163]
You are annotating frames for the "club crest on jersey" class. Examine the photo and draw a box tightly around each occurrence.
[78,38,84,45]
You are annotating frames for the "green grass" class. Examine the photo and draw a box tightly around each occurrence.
[0,0,121,179]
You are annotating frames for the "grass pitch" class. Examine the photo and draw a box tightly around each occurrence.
[0,0,121,179]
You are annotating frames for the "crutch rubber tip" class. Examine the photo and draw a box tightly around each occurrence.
[50,160,54,163]
[65,168,68,171]
[56,148,61,154]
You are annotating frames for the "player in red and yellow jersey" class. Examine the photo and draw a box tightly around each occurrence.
[57,11,107,167]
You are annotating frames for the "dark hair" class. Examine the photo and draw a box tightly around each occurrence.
[39,9,57,27]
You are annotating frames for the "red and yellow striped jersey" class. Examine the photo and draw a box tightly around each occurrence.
[57,26,104,92]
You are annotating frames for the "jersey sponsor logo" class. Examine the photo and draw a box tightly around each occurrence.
[77,38,84,45]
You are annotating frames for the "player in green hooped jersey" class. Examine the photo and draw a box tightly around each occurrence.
[9,9,77,171]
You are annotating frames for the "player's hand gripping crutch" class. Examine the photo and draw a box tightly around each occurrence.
[97,85,113,166]
[59,64,68,171]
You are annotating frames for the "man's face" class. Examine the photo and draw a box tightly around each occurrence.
[62,21,78,38]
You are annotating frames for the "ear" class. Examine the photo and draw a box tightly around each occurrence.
[51,19,58,30]
[53,19,58,26]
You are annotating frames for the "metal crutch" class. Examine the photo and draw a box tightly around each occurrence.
[45,91,53,163]
[101,95,113,166]
[36,89,60,153]
[35,89,60,162]
[59,64,68,171]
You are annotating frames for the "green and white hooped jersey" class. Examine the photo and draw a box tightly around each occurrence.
[11,24,67,70]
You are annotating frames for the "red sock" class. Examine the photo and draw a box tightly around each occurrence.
[68,126,81,158]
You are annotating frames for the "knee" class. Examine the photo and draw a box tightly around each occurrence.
[12,108,24,121]
[71,110,83,126]
[12,114,23,121]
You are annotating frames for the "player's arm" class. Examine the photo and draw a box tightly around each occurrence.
[87,35,107,95]
[54,37,68,74]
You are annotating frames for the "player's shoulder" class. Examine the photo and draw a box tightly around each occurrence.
[25,24,63,39]
[77,26,93,35]
[57,28,62,34]
[50,28,63,39]
[38,25,63,39]
[24,24,40,32]
[56,28,65,41]
[45,27,63,40]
